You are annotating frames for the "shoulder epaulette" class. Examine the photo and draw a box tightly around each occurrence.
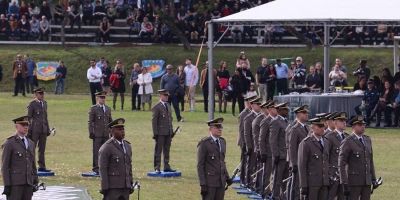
[197,136,211,147]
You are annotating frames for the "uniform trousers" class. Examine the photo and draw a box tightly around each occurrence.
[154,135,172,170]
[93,137,108,173]
[202,187,225,200]
[29,132,47,169]
[349,186,371,200]
[104,188,130,200]
[8,185,33,200]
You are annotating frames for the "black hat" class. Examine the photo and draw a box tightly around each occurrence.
[107,118,125,128]
[261,100,274,108]
[12,116,30,125]
[348,115,366,126]
[333,112,347,120]
[249,97,262,105]
[244,95,257,101]
[158,89,170,96]
[207,117,224,127]
[274,102,288,109]
[293,105,309,113]
[308,117,326,125]
[33,87,45,93]
[316,113,329,118]
[95,91,107,97]
[276,58,281,62]
[326,112,338,120]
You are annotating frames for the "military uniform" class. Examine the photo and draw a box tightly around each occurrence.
[99,119,133,200]
[238,107,251,185]
[243,98,262,189]
[339,116,376,200]
[152,89,174,172]
[258,101,275,195]
[325,112,349,200]
[1,116,38,200]
[252,107,265,192]
[269,103,289,199]
[298,133,330,200]
[27,88,50,171]
[88,91,112,174]
[197,118,230,200]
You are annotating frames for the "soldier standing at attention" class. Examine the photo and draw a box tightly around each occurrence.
[270,102,289,200]
[259,101,277,196]
[339,115,376,200]
[237,95,256,187]
[88,91,112,175]
[243,97,262,190]
[99,118,133,200]
[326,112,349,200]
[287,105,310,200]
[325,112,337,135]
[152,89,176,173]
[197,118,232,200]
[2,116,38,200]
[27,87,52,172]
[298,117,330,200]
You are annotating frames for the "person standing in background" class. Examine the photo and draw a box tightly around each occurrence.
[200,62,217,113]
[274,59,289,95]
[109,60,126,111]
[101,60,112,95]
[12,54,28,97]
[24,54,36,94]
[130,63,142,111]
[138,67,153,111]
[184,58,199,112]
[161,64,184,122]
[177,65,186,112]
[55,60,67,95]
[256,58,268,102]
[87,59,103,105]
[216,61,230,113]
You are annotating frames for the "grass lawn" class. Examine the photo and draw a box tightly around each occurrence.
[0,92,398,199]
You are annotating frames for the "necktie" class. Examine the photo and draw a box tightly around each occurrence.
[21,138,27,149]
[359,138,365,146]
[102,105,105,113]
[319,139,324,150]
[164,103,168,112]
[120,142,126,154]
[40,101,43,108]
[216,139,221,152]
[304,125,308,133]
[341,134,345,140]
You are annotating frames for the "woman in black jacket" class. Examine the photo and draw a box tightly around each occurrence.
[230,68,246,116]
[375,80,394,127]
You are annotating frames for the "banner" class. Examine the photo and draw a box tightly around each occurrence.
[141,60,165,79]
[36,61,59,81]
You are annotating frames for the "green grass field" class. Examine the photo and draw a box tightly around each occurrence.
[0,92,398,199]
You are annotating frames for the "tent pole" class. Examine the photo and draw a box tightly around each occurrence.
[323,23,330,93]
[207,22,214,120]
[394,37,399,73]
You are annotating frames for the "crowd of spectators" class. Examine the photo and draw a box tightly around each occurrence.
[2,0,400,45]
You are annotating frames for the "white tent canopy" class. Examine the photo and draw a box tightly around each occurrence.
[213,0,400,23]
[206,0,400,120]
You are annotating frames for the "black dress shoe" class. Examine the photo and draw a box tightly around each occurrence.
[38,168,52,172]
[164,168,176,172]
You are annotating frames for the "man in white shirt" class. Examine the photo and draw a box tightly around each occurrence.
[184,58,199,112]
[87,59,103,105]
